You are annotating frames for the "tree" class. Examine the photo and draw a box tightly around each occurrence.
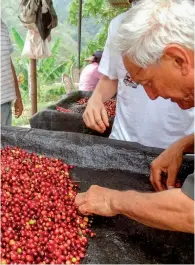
[68,0,126,67]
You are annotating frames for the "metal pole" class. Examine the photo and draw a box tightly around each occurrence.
[78,0,82,70]
[30,59,37,115]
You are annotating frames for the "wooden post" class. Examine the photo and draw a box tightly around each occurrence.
[30,59,37,115]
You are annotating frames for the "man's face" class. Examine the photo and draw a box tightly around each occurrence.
[123,47,194,110]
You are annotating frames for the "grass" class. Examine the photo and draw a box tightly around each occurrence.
[12,101,56,127]
[12,84,66,127]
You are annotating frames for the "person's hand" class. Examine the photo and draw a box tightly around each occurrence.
[14,97,23,118]
[75,185,120,216]
[83,97,109,133]
[150,142,184,191]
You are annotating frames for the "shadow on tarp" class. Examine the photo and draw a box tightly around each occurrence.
[1,126,194,264]
[30,91,114,137]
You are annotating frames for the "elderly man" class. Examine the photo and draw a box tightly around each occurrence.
[83,1,194,149]
[75,0,194,233]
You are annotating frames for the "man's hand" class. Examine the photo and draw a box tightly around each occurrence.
[75,185,120,216]
[150,134,194,192]
[14,98,23,118]
[82,75,118,132]
[150,142,184,191]
[83,97,109,133]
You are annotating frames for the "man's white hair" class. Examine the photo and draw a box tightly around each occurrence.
[115,0,194,68]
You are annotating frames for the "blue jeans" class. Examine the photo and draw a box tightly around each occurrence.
[1,102,12,126]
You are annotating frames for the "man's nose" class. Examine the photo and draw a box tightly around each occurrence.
[144,85,159,100]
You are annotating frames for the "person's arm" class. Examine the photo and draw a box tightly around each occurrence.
[150,134,194,191]
[11,59,23,118]
[91,75,117,103]
[75,185,194,233]
[113,188,194,233]
[83,17,119,133]
[83,75,118,133]
[179,133,194,153]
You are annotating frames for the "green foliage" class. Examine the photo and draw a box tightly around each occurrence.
[12,100,63,127]
[11,28,71,95]
[3,0,127,127]
[68,0,120,25]
[12,83,66,127]
[11,27,29,92]
[68,0,127,66]
[11,27,25,52]
[39,84,65,102]
[4,0,126,112]
[37,38,70,84]
[37,39,59,73]
[52,38,61,55]
[43,62,68,83]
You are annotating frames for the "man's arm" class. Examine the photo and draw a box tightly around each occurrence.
[150,134,194,191]
[83,75,118,133]
[83,15,120,133]
[91,75,118,103]
[179,133,194,154]
[113,188,194,233]
[11,59,23,118]
[75,185,194,233]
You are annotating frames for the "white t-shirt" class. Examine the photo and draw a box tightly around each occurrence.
[1,20,16,105]
[99,12,194,149]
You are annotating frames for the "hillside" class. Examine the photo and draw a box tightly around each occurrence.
[1,0,102,60]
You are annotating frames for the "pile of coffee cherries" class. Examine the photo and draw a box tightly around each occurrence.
[77,97,116,118]
[1,147,95,264]
[103,99,116,118]
[56,106,73,113]
[76,98,89,105]
[56,97,116,118]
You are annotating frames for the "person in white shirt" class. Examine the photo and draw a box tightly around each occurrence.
[76,0,194,234]
[1,20,23,126]
[82,6,194,149]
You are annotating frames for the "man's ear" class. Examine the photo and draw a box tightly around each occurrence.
[164,44,191,76]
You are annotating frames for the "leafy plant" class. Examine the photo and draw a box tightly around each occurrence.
[68,0,127,67]
[11,28,72,94]
[11,28,25,52]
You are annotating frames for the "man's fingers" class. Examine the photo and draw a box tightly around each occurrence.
[84,111,99,131]
[78,204,93,216]
[15,110,19,118]
[150,167,165,191]
[166,167,178,189]
[92,109,106,132]
[14,103,23,118]
[17,111,22,118]
[101,107,109,127]
[75,192,86,207]
[86,112,104,133]
[149,171,155,190]
[150,171,159,191]
[83,113,90,128]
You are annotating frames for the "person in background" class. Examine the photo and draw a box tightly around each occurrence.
[1,20,23,126]
[75,0,194,233]
[82,1,194,150]
[79,51,103,91]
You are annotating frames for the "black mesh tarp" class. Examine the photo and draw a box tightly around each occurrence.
[30,91,114,137]
[1,126,194,264]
